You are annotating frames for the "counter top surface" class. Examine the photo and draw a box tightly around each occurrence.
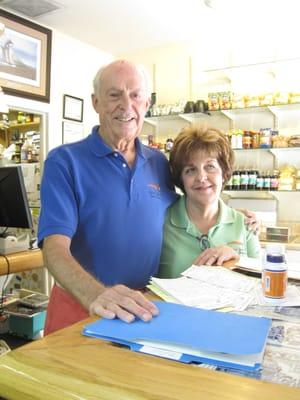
[0,316,300,400]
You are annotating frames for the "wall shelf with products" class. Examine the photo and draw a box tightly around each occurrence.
[144,103,300,222]
[143,101,290,129]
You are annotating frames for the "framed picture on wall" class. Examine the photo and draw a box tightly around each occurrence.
[63,94,84,122]
[62,121,84,144]
[0,9,52,103]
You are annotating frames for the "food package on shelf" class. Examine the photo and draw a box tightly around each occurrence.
[272,135,290,148]
[289,92,300,104]
[219,91,232,110]
[231,93,245,109]
[273,92,289,105]
[244,94,260,108]
[278,164,296,191]
[288,135,300,147]
[259,93,274,106]
[208,92,220,111]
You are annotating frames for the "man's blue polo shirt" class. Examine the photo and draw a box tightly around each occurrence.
[38,126,177,288]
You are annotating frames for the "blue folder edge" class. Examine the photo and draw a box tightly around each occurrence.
[82,301,272,372]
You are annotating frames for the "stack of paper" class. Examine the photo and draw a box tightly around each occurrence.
[82,301,271,372]
[149,265,300,309]
[150,265,258,311]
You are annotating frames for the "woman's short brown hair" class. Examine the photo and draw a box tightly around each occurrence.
[169,123,235,192]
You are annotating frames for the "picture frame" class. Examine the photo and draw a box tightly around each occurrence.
[63,94,84,122]
[62,121,84,144]
[0,9,52,103]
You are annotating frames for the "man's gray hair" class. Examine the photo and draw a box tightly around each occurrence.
[93,61,152,98]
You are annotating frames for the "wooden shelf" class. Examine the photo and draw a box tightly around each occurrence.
[2,121,40,130]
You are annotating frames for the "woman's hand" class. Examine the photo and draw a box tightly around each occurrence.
[193,246,239,266]
[238,208,260,235]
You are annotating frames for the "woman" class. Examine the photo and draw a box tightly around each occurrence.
[158,124,261,278]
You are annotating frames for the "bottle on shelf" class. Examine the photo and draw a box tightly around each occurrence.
[232,170,240,190]
[270,170,279,191]
[165,138,174,152]
[251,131,260,149]
[256,173,264,190]
[242,131,252,149]
[236,130,243,149]
[263,171,271,190]
[248,169,258,190]
[225,174,233,190]
[146,93,156,117]
[17,112,25,124]
[240,170,249,190]
[26,144,33,163]
[21,139,30,162]
[230,130,237,149]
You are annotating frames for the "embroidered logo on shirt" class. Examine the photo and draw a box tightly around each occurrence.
[147,183,160,191]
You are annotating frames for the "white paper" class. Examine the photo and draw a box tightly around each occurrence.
[151,268,256,311]
[183,265,257,292]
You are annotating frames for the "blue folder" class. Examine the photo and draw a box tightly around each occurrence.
[82,301,271,371]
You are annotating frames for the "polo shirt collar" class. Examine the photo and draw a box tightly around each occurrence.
[169,195,235,236]
[87,125,147,160]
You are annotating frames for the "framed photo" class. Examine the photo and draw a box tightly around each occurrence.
[0,9,52,103]
[62,121,84,144]
[63,94,84,122]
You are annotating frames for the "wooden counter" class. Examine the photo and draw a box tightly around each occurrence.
[0,249,43,276]
[0,316,300,400]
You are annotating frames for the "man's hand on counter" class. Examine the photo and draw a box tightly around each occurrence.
[89,284,159,323]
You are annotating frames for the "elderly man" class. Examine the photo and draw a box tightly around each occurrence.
[38,60,177,334]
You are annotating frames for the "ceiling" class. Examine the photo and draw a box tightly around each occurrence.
[0,0,299,58]
[0,0,213,55]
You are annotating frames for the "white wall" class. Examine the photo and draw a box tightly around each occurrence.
[48,31,113,151]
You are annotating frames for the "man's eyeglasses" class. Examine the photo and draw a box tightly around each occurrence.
[197,234,210,250]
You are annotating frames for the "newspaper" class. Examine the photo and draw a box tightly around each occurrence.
[239,305,300,323]
[262,346,300,388]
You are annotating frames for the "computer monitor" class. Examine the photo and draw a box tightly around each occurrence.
[0,166,33,231]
